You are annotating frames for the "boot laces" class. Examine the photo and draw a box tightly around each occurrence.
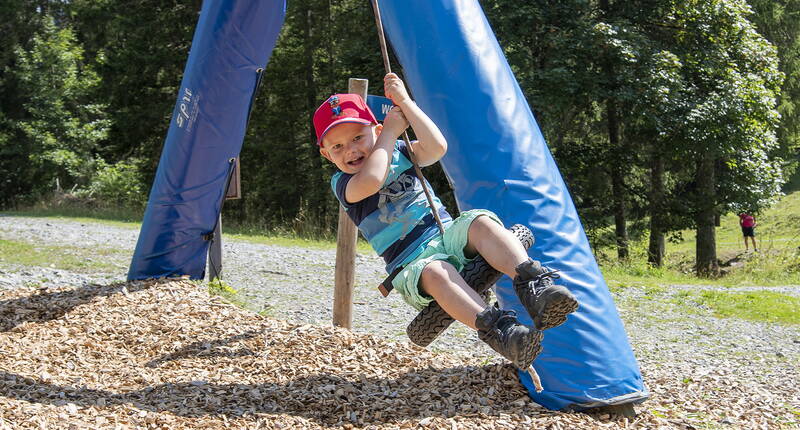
[532,268,561,292]
[489,309,518,337]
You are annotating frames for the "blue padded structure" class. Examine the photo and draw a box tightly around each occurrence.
[378,0,648,411]
[128,0,286,280]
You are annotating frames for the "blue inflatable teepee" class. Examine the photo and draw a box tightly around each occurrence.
[128,0,647,411]
[128,0,285,280]
[377,0,648,411]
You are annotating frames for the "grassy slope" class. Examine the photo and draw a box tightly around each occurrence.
[601,191,800,325]
[602,191,800,288]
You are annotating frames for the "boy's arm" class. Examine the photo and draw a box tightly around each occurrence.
[384,73,447,167]
[344,107,409,204]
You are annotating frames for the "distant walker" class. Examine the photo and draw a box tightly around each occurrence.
[738,213,758,252]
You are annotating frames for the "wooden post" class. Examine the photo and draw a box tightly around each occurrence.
[208,214,222,280]
[332,78,368,329]
[208,158,240,281]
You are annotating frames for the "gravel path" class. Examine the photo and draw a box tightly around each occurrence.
[1,215,799,427]
[0,215,485,356]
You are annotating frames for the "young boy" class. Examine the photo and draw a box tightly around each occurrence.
[313,73,578,370]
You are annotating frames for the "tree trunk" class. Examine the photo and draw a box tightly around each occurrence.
[695,154,718,277]
[608,99,628,260]
[611,169,629,260]
[648,151,665,267]
[302,4,327,216]
[304,6,319,158]
[600,0,627,260]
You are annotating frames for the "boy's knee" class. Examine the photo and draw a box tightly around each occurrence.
[468,214,507,241]
[466,215,497,249]
[420,260,456,284]
[469,214,495,233]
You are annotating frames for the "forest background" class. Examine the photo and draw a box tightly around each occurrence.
[1,0,798,277]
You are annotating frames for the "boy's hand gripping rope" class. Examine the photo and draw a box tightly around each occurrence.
[369,0,445,236]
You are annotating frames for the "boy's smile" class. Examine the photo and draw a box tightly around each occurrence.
[320,122,382,174]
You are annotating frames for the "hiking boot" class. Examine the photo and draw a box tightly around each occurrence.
[475,306,543,370]
[513,259,578,330]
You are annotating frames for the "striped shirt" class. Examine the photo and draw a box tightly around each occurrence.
[331,140,452,273]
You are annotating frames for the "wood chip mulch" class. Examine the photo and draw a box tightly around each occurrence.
[0,279,796,429]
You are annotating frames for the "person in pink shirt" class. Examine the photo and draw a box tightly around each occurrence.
[738,213,758,252]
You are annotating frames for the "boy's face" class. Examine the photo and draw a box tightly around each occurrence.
[320,122,383,174]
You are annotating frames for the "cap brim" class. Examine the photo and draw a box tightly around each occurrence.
[317,118,374,146]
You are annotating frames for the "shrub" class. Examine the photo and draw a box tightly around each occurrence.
[77,159,147,208]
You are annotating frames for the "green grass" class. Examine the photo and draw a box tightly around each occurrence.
[206,277,249,309]
[6,193,798,285]
[600,191,800,288]
[4,207,142,230]
[603,248,800,288]
[0,238,120,273]
[669,190,800,264]
[225,229,373,253]
[668,192,800,255]
[675,290,800,325]
[2,206,376,254]
[603,259,705,289]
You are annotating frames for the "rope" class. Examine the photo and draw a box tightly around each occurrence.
[369,0,446,236]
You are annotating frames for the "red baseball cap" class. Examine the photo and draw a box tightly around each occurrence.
[313,94,378,146]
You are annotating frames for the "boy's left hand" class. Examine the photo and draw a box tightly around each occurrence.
[384,73,411,106]
[382,105,409,138]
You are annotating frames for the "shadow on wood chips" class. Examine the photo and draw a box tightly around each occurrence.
[0,282,153,331]
[1,279,622,429]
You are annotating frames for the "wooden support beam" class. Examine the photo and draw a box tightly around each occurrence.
[332,78,368,329]
[208,214,222,280]
[207,158,240,281]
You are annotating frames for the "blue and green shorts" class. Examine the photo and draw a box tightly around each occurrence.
[391,209,503,311]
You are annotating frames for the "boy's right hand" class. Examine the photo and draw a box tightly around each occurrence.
[384,73,411,106]
[382,105,409,138]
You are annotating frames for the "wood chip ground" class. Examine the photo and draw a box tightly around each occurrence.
[0,280,797,429]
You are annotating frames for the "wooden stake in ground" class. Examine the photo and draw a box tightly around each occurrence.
[332,78,368,329]
[528,366,544,392]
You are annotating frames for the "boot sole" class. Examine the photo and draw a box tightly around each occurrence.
[534,290,578,330]
[512,329,544,370]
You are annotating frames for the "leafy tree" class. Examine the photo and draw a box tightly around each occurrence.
[481,0,610,239]
[0,0,791,262]
[483,0,785,274]
[3,15,109,202]
[662,0,783,275]
[747,0,800,188]
[0,2,52,205]
[483,0,655,258]
[70,1,200,176]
